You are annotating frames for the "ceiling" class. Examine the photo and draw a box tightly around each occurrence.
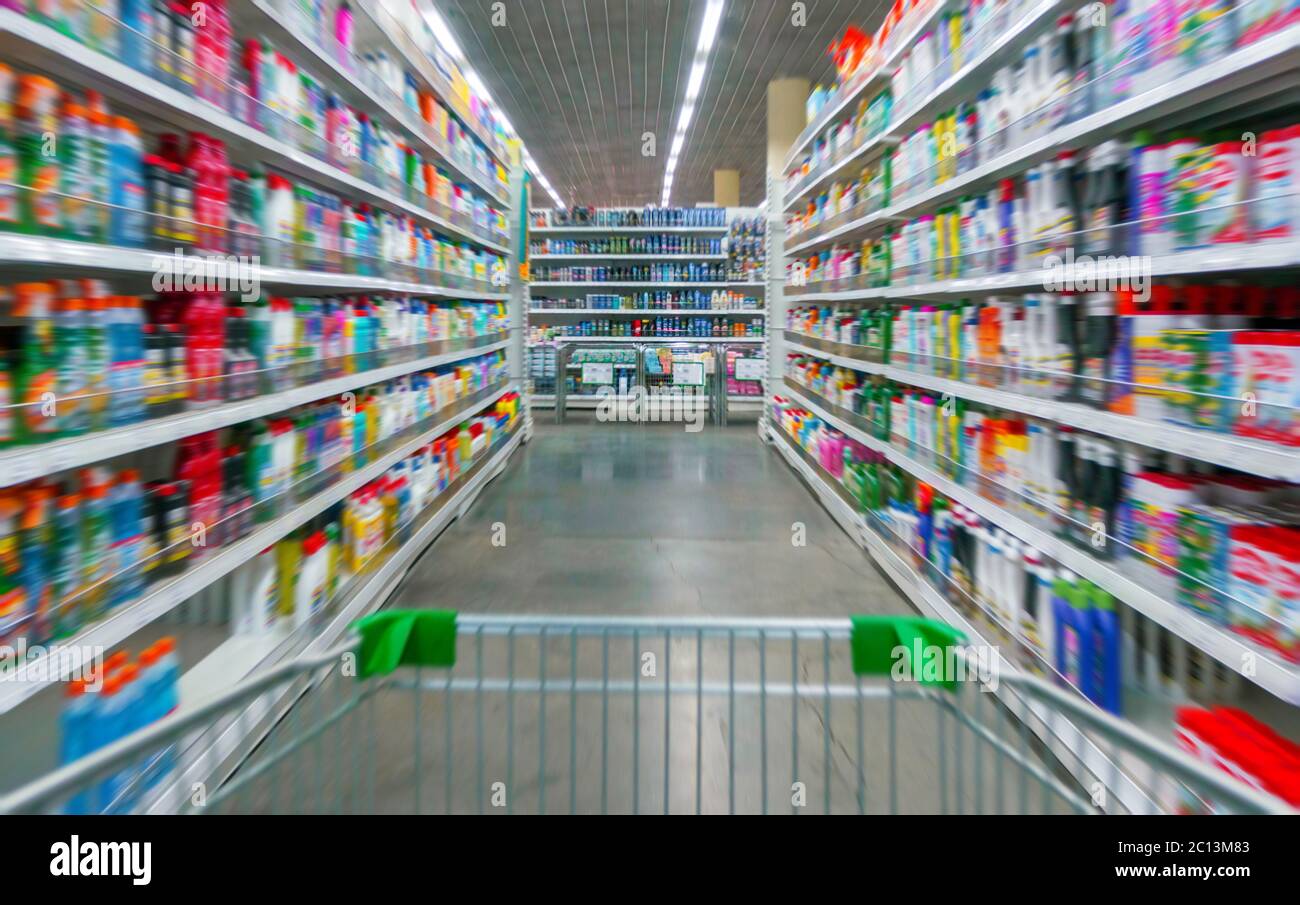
[436,0,889,208]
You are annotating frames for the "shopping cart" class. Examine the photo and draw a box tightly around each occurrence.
[0,613,1288,815]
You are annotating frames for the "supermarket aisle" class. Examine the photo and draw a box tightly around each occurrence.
[389,419,903,617]
[281,419,1051,815]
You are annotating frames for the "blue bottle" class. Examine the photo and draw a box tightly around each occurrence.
[119,0,156,78]
[60,682,95,813]
[1089,586,1122,715]
[1053,577,1093,699]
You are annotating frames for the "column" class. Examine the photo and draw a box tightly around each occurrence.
[713,169,740,207]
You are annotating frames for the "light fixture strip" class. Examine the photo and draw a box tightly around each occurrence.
[662,0,726,207]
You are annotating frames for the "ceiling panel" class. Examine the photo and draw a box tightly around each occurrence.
[436,0,889,207]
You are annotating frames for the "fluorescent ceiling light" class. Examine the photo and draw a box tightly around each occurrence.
[685,61,706,100]
[699,0,724,53]
[661,0,726,207]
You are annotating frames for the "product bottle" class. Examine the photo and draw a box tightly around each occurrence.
[1082,140,1126,256]
[1089,586,1122,714]
[1053,575,1093,696]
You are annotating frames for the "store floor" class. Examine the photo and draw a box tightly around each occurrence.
[2,423,1106,815]
[390,416,902,618]
[230,416,1074,815]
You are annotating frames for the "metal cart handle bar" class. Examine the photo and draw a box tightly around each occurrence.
[0,613,1291,815]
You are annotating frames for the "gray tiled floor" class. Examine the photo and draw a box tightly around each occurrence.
[223,418,1077,814]
[389,419,902,618]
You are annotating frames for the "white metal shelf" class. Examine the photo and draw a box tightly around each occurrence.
[179,426,524,702]
[0,11,509,255]
[783,334,885,373]
[0,382,516,715]
[529,336,764,344]
[529,308,765,315]
[241,0,509,207]
[531,254,727,261]
[531,281,735,288]
[782,0,948,174]
[0,234,508,299]
[778,379,1300,703]
[785,285,888,303]
[530,226,730,235]
[783,330,1300,480]
[782,131,894,213]
[350,0,510,167]
[885,242,1300,298]
[0,337,509,488]
[785,23,1300,253]
[766,423,1155,812]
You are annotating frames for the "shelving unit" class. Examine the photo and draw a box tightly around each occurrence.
[0,336,510,488]
[535,336,763,344]
[779,375,1300,704]
[0,234,507,299]
[766,420,1154,812]
[785,22,1300,255]
[236,0,509,206]
[526,207,768,414]
[0,0,532,802]
[0,9,509,254]
[0,381,516,715]
[770,0,1300,812]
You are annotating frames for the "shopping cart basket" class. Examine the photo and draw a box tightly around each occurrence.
[0,612,1289,815]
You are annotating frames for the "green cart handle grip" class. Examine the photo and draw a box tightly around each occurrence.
[354,610,458,678]
[351,611,963,689]
[850,615,966,691]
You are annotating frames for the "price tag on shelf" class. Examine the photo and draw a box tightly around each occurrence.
[734,358,765,381]
[582,362,614,385]
[672,361,705,386]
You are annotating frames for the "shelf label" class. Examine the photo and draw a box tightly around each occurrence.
[734,358,765,381]
[581,362,615,385]
[672,361,705,386]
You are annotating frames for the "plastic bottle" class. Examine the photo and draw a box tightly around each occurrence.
[1053,575,1093,695]
[78,93,109,242]
[16,76,61,235]
[152,480,191,579]
[187,133,229,252]
[1082,140,1127,256]
[264,173,295,266]
[107,116,147,247]
[53,291,88,437]
[1079,292,1116,408]
[1089,586,1122,714]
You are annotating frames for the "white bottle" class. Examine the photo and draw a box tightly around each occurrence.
[295,532,330,628]
[234,546,279,635]
[1003,537,1026,643]
[1003,300,1025,392]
